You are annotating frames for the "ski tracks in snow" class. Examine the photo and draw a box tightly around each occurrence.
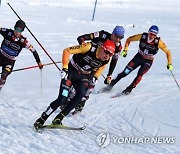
[76,89,180,153]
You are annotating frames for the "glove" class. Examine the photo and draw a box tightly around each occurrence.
[104,75,112,84]
[77,37,85,45]
[38,62,43,69]
[80,37,85,45]
[89,76,98,87]
[121,49,127,57]
[167,64,173,71]
[60,68,68,79]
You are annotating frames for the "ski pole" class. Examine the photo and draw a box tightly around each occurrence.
[101,73,106,79]
[170,70,180,91]
[40,69,43,94]
[0,61,61,74]
[7,2,61,71]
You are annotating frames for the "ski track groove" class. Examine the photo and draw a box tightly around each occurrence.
[76,89,180,153]
[1,86,180,153]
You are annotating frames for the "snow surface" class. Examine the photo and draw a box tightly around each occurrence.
[0,0,180,153]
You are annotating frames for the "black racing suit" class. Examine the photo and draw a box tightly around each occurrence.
[77,30,122,76]
[0,28,41,89]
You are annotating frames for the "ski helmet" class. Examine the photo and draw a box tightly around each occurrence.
[14,20,26,32]
[102,39,115,54]
[112,25,125,39]
[148,25,159,35]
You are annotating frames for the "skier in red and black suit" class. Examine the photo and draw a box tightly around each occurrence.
[33,40,115,129]
[103,25,173,94]
[0,20,43,90]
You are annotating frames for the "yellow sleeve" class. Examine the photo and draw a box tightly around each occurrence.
[158,39,172,64]
[124,34,142,51]
[62,42,92,69]
[94,65,107,78]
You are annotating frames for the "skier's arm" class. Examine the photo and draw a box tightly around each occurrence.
[62,42,92,69]
[93,65,107,79]
[25,42,41,63]
[0,28,7,36]
[158,39,172,64]
[107,58,118,76]
[25,40,43,68]
[77,34,92,44]
[107,45,122,76]
[77,30,104,45]
[124,34,142,51]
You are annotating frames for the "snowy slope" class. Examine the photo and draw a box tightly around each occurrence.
[0,0,180,154]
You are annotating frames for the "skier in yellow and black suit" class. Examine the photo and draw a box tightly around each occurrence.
[66,26,125,114]
[103,25,173,94]
[33,39,116,129]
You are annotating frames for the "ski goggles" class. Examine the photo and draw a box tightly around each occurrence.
[104,49,114,57]
[15,27,23,33]
[148,32,157,36]
[113,33,124,39]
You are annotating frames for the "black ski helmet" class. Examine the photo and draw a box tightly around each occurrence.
[14,20,26,32]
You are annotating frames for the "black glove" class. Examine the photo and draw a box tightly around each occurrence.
[38,62,43,69]
[60,68,68,79]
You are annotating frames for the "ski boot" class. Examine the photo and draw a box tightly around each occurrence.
[72,100,86,115]
[52,113,64,125]
[34,112,48,129]
[72,106,83,115]
[122,85,135,95]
